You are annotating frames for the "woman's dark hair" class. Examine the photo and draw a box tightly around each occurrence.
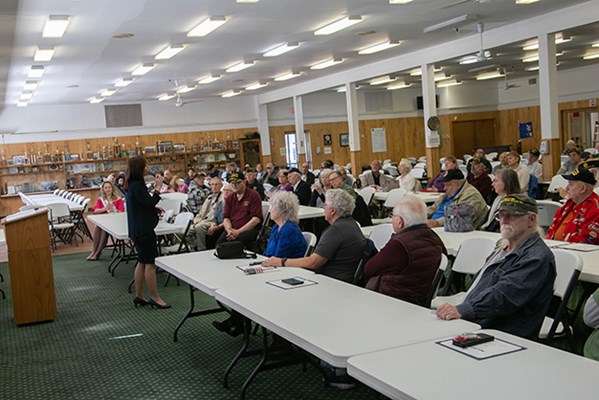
[125,156,147,190]
[495,167,520,195]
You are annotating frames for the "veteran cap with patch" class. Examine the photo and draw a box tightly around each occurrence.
[498,194,538,215]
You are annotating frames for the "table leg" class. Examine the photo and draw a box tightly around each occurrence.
[223,317,253,389]
[173,284,223,343]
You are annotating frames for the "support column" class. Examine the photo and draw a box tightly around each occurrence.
[293,96,305,164]
[538,33,560,180]
[345,82,362,174]
[255,97,272,165]
[421,64,441,179]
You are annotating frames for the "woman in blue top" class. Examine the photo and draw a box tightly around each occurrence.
[264,191,307,258]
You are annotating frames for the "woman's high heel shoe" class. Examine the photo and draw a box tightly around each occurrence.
[133,297,149,308]
[147,298,171,309]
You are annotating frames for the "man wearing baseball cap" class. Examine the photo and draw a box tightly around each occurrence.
[436,194,556,339]
[546,165,599,245]
[527,148,543,180]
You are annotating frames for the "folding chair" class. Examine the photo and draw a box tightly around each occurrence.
[47,203,78,250]
[162,212,195,287]
[538,249,583,351]
[424,254,449,309]
[352,238,378,287]
[368,223,394,251]
[536,200,562,229]
[547,174,568,194]
[430,237,497,308]
[357,186,375,207]
[302,232,317,256]
[159,198,182,216]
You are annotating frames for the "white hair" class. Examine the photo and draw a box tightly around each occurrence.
[392,195,427,227]
[325,189,355,218]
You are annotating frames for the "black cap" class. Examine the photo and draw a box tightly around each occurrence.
[563,166,596,185]
[529,148,540,157]
[499,194,538,215]
[470,157,482,163]
[228,171,245,184]
[439,169,464,182]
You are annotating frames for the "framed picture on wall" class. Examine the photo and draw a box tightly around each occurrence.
[144,146,156,155]
[157,141,173,154]
[173,143,186,153]
[339,133,349,147]
[323,134,332,145]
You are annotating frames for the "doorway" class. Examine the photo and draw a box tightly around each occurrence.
[561,108,598,150]
[452,119,496,158]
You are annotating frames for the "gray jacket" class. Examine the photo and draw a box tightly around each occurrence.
[456,233,556,339]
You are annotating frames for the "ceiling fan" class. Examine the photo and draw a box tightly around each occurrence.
[169,79,204,107]
[458,22,493,64]
[501,68,520,90]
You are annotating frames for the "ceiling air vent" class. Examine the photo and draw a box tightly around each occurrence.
[528,78,537,85]
[105,104,142,128]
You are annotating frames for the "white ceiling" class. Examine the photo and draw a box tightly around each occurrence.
[2,0,598,109]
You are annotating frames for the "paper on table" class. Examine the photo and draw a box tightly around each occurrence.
[437,337,526,360]
[550,242,599,252]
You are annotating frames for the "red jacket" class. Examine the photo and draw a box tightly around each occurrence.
[546,192,599,244]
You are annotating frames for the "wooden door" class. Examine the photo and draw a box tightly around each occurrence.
[452,119,496,157]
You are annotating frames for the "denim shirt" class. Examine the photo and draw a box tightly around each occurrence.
[456,233,556,339]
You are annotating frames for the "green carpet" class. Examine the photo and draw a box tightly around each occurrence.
[0,253,372,399]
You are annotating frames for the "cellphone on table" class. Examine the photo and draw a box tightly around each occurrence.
[452,333,495,348]
[281,278,304,286]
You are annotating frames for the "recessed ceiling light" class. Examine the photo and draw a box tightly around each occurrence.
[310,58,343,70]
[314,16,362,36]
[198,74,222,84]
[17,100,29,107]
[34,46,55,62]
[226,61,256,73]
[177,85,196,94]
[89,97,105,104]
[437,79,462,88]
[222,90,242,98]
[358,40,401,55]
[434,73,451,82]
[115,78,135,87]
[263,42,300,57]
[24,80,39,91]
[155,44,185,60]
[131,63,155,76]
[42,15,70,38]
[20,92,34,100]
[370,76,396,85]
[245,82,268,90]
[112,33,135,39]
[389,0,414,4]
[101,88,118,97]
[387,81,412,90]
[476,70,504,80]
[28,65,45,78]
[187,16,227,37]
[274,72,302,81]
[515,0,540,4]
[158,93,176,101]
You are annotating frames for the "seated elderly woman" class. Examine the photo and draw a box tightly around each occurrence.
[397,158,416,192]
[275,169,293,192]
[264,191,307,258]
[309,168,333,207]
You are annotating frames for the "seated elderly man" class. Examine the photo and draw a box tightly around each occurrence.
[288,169,311,206]
[527,148,543,180]
[264,189,366,283]
[436,194,556,339]
[187,172,210,215]
[507,151,529,193]
[557,148,582,175]
[466,148,492,175]
[426,169,488,229]
[361,160,398,192]
[192,178,230,251]
[492,151,510,174]
[546,165,599,244]
[466,157,492,200]
[364,195,446,306]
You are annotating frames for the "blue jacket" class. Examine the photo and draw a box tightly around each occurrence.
[457,233,556,339]
[263,221,307,258]
[126,179,161,239]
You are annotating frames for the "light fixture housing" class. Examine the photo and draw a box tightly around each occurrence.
[593,43,599,48]
[310,58,343,70]
[522,33,571,51]
[226,61,256,73]
[222,90,242,98]
[263,42,300,57]
[34,46,55,62]
[409,67,442,76]
[516,0,540,4]
[28,65,45,78]
[131,63,155,76]
[314,16,362,36]
[437,79,462,88]
[177,85,197,94]
[370,76,396,85]
[115,78,135,87]
[386,81,412,90]
[476,70,504,80]
[358,40,401,55]
[187,16,227,37]
[42,15,70,38]
[23,80,39,91]
[522,52,563,63]
[423,14,477,34]
[274,72,302,81]
[198,74,222,84]
[245,82,268,90]
[236,0,260,2]
[583,52,599,60]
[100,88,118,97]
[434,73,451,82]
[155,44,185,60]
[158,93,176,101]
[89,97,105,104]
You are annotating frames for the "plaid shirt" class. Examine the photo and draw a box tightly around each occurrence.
[187,182,210,215]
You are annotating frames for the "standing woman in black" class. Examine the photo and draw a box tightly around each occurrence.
[125,156,170,309]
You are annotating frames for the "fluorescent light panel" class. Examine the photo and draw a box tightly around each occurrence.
[188,16,227,37]
[409,67,442,76]
[274,72,301,81]
[226,61,255,73]
[245,82,268,90]
[370,76,396,85]
[28,65,45,78]
[310,58,343,70]
[42,15,70,38]
[434,73,451,82]
[131,63,155,76]
[437,79,462,88]
[222,90,242,98]
[17,100,29,107]
[155,44,185,60]
[387,81,412,90]
[593,43,599,48]
[115,78,135,87]
[522,52,563,62]
[389,0,413,4]
[583,53,599,60]
[476,71,504,80]
[516,0,540,4]
[177,85,196,94]
[198,74,222,84]
[90,97,105,104]
[314,16,362,36]
[101,88,118,97]
[237,0,259,2]
[23,80,39,91]
[522,33,571,51]
[159,93,176,101]
[19,92,33,100]
[358,40,401,55]
[34,46,55,62]
[263,42,299,57]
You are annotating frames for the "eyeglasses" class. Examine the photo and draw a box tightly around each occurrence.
[494,211,529,222]
[330,175,342,181]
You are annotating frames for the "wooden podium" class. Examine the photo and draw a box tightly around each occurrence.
[3,208,56,325]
